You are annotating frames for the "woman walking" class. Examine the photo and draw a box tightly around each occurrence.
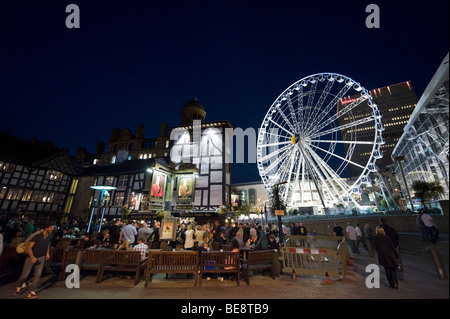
[372,226,399,289]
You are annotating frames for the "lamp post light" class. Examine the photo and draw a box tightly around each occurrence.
[88,185,117,233]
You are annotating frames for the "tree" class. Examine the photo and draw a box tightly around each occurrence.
[411,180,445,208]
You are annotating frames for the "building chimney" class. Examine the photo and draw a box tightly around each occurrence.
[136,124,146,139]
[95,142,105,157]
[160,122,168,137]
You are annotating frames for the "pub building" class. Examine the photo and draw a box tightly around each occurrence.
[69,97,233,225]
[0,132,76,224]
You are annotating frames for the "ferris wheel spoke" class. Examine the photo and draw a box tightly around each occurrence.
[299,145,335,205]
[260,144,292,162]
[296,86,305,129]
[261,129,292,141]
[309,95,369,136]
[285,93,299,130]
[263,145,294,174]
[282,149,299,201]
[309,143,366,169]
[275,104,297,133]
[308,116,374,139]
[303,144,350,192]
[304,81,353,136]
[304,78,335,132]
[268,118,294,136]
[301,80,319,133]
[302,146,345,198]
[259,140,292,148]
[309,139,374,145]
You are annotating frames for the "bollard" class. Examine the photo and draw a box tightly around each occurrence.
[431,248,448,280]
[396,249,404,281]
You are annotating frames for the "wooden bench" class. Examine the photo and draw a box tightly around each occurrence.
[199,251,240,286]
[59,248,105,282]
[144,251,199,287]
[97,250,146,286]
[43,248,67,275]
[241,250,277,285]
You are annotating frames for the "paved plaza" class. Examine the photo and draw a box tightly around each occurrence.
[1,244,448,301]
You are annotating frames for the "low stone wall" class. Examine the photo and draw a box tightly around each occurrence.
[290,214,449,236]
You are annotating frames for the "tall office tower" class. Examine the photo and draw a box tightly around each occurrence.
[338,81,418,177]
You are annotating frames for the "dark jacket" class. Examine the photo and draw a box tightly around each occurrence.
[372,234,399,268]
[380,224,399,248]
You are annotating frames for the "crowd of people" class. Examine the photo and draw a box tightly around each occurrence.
[0,211,442,296]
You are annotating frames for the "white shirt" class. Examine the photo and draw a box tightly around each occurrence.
[346,225,358,240]
[421,214,435,227]
[184,229,195,249]
[355,226,362,237]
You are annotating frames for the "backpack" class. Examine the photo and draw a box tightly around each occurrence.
[16,230,43,255]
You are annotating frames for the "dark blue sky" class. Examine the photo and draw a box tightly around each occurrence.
[1,0,449,183]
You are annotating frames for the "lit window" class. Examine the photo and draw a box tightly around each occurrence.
[46,170,63,181]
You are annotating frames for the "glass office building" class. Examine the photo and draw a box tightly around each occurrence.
[392,53,449,210]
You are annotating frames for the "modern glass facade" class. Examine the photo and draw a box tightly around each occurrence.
[392,53,449,209]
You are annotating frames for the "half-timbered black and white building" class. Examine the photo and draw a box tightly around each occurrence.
[0,132,76,218]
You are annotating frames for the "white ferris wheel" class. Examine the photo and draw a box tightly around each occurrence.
[256,73,385,212]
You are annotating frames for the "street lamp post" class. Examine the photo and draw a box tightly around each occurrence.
[87,185,117,233]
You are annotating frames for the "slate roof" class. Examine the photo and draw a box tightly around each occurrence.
[0,132,76,175]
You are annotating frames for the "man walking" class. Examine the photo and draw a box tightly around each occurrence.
[15,222,55,298]
[118,220,138,250]
[346,222,359,254]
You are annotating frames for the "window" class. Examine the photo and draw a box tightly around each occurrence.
[114,192,125,206]
[46,170,63,182]
[0,161,15,172]
[118,176,128,187]
[21,190,33,201]
[111,156,116,164]
[0,187,7,199]
[32,191,45,202]
[104,176,115,186]
[46,193,61,204]
[6,188,23,200]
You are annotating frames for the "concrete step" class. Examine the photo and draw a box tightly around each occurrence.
[398,233,448,262]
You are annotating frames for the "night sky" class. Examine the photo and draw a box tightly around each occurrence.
[1,0,448,183]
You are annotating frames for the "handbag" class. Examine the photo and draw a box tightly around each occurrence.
[396,260,404,272]
[177,236,184,244]
[16,242,26,254]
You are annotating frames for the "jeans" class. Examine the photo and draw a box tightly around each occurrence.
[418,227,426,241]
[348,239,360,254]
[425,226,439,243]
[16,256,46,292]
